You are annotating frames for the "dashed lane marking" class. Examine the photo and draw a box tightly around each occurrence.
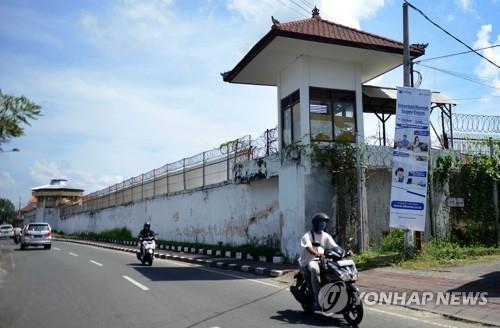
[89,260,103,267]
[122,275,149,291]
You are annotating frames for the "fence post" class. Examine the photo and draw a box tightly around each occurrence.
[226,148,230,181]
[202,151,206,187]
[166,165,169,195]
[141,174,144,201]
[183,158,186,190]
[153,170,156,198]
[266,129,270,156]
[489,138,500,244]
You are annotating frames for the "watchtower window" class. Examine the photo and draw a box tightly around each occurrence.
[310,87,356,142]
[281,90,300,147]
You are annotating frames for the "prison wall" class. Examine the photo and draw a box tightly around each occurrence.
[58,177,281,247]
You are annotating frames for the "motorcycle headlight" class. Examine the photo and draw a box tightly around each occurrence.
[340,272,352,282]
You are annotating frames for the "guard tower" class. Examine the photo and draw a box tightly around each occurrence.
[31,179,83,228]
[223,8,425,258]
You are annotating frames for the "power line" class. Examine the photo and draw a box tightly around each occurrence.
[406,1,500,70]
[415,44,500,63]
[447,95,500,102]
[288,0,312,17]
[296,0,336,22]
[273,0,304,20]
[416,63,500,90]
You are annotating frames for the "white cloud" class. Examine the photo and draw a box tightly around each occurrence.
[0,171,16,192]
[227,0,385,29]
[30,160,123,193]
[227,0,299,24]
[473,24,500,95]
[457,0,472,10]
[320,0,385,29]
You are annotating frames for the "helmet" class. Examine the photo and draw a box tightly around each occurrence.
[311,212,329,232]
[144,222,151,230]
[311,212,329,224]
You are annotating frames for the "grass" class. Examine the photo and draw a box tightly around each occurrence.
[353,231,500,270]
[56,229,282,258]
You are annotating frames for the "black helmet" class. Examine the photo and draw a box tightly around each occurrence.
[311,212,329,232]
[311,212,329,224]
[144,222,151,229]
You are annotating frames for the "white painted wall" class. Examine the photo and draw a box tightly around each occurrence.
[308,57,356,91]
[280,57,301,97]
[58,178,280,247]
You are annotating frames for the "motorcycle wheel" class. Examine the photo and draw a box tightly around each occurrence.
[343,301,363,326]
[296,275,314,313]
[148,257,153,266]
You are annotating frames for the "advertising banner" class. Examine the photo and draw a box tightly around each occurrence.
[389,87,431,231]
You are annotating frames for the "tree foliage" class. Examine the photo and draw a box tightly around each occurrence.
[0,198,16,225]
[0,89,42,145]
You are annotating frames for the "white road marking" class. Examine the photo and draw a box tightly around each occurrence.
[89,260,103,267]
[367,307,459,328]
[122,275,149,291]
[68,252,79,257]
[53,247,61,251]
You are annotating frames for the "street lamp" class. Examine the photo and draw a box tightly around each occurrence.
[0,148,20,153]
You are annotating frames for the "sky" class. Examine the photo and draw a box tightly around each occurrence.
[0,0,499,207]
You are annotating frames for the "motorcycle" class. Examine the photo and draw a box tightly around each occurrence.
[290,242,363,326]
[136,235,156,266]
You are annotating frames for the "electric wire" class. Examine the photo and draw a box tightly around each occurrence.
[416,63,500,90]
[405,1,500,69]
[288,0,312,17]
[415,44,500,63]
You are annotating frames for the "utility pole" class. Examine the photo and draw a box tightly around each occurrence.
[403,1,415,255]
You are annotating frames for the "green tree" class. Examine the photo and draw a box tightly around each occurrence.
[0,89,42,145]
[0,198,16,225]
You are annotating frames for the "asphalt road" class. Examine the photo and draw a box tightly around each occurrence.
[0,239,482,328]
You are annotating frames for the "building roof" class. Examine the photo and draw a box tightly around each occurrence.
[362,85,455,115]
[223,10,425,84]
[20,196,37,214]
[32,179,84,192]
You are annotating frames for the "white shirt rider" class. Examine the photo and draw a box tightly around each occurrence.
[299,229,338,267]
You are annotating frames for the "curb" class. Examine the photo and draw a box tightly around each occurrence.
[55,237,285,265]
[54,238,285,278]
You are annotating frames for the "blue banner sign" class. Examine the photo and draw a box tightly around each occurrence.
[389,87,431,232]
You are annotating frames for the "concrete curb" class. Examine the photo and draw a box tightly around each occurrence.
[54,238,286,278]
[55,237,285,265]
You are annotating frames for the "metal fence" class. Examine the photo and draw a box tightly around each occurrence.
[451,113,500,155]
[61,128,278,218]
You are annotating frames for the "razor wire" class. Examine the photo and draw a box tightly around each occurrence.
[452,113,500,134]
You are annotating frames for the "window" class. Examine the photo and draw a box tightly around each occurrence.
[281,90,300,147]
[309,87,356,142]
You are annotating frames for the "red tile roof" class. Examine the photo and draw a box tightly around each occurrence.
[273,16,424,55]
[223,14,425,83]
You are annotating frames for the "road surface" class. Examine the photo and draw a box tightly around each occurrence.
[0,239,482,328]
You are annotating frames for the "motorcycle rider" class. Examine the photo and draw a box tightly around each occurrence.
[138,222,155,259]
[298,212,338,311]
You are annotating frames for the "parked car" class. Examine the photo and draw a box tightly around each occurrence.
[20,223,52,250]
[0,224,14,239]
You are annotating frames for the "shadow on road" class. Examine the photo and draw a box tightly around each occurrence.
[448,271,500,297]
[128,263,268,281]
[270,310,346,327]
[14,248,47,252]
